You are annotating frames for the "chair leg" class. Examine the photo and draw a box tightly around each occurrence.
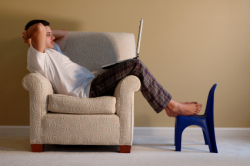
[175,127,184,151]
[207,122,218,153]
[202,129,208,145]
[202,125,214,153]
[119,145,131,153]
[31,144,44,152]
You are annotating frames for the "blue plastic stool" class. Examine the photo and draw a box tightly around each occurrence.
[175,84,218,153]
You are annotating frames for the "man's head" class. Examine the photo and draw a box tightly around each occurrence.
[25,20,55,49]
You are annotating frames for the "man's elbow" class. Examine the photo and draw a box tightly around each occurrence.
[32,23,46,37]
[31,23,46,38]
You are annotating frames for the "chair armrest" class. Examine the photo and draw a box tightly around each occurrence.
[114,75,141,145]
[22,73,54,144]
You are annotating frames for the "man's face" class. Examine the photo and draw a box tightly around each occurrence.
[45,26,55,49]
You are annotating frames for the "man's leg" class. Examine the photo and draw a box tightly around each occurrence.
[89,59,170,113]
[89,59,202,116]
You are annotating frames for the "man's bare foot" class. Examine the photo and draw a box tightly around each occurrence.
[165,100,202,117]
[182,102,198,104]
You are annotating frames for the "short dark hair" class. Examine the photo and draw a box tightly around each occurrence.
[24,19,50,30]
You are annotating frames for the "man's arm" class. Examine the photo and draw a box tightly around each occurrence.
[22,23,46,53]
[52,29,68,51]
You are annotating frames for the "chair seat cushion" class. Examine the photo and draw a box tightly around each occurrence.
[48,94,116,114]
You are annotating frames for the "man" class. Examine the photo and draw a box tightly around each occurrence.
[22,19,202,117]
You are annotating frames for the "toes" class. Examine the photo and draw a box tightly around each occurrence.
[195,105,201,114]
[197,107,201,113]
[196,104,202,109]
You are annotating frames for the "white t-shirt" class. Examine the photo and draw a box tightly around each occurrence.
[27,43,95,98]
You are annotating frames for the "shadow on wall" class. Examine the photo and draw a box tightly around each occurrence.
[0,16,80,125]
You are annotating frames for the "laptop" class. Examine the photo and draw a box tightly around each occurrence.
[102,19,143,69]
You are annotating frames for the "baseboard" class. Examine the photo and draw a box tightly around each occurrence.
[1,126,250,137]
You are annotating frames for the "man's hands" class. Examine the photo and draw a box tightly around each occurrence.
[22,23,46,53]
[22,24,68,51]
[22,31,31,47]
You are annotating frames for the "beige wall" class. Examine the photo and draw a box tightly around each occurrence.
[1,0,250,127]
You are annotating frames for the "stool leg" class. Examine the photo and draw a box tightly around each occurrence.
[202,125,213,153]
[203,129,208,145]
[175,127,184,151]
[207,122,218,153]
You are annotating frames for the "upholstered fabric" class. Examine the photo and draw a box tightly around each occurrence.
[22,31,141,146]
[22,73,54,144]
[63,32,136,75]
[114,75,141,145]
[48,94,116,114]
[42,114,120,145]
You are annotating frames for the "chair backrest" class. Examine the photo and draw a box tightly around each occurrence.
[204,84,217,121]
[62,31,136,75]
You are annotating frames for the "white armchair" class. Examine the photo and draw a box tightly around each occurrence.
[22,31,141,153]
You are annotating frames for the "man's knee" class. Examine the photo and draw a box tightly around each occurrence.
[126,59,146,71]
[134,59,146,68]
[132,59,142,65]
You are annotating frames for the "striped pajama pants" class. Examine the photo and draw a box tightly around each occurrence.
[89,59,172,113]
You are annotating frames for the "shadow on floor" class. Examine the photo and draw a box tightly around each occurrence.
[44,144,119,153]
